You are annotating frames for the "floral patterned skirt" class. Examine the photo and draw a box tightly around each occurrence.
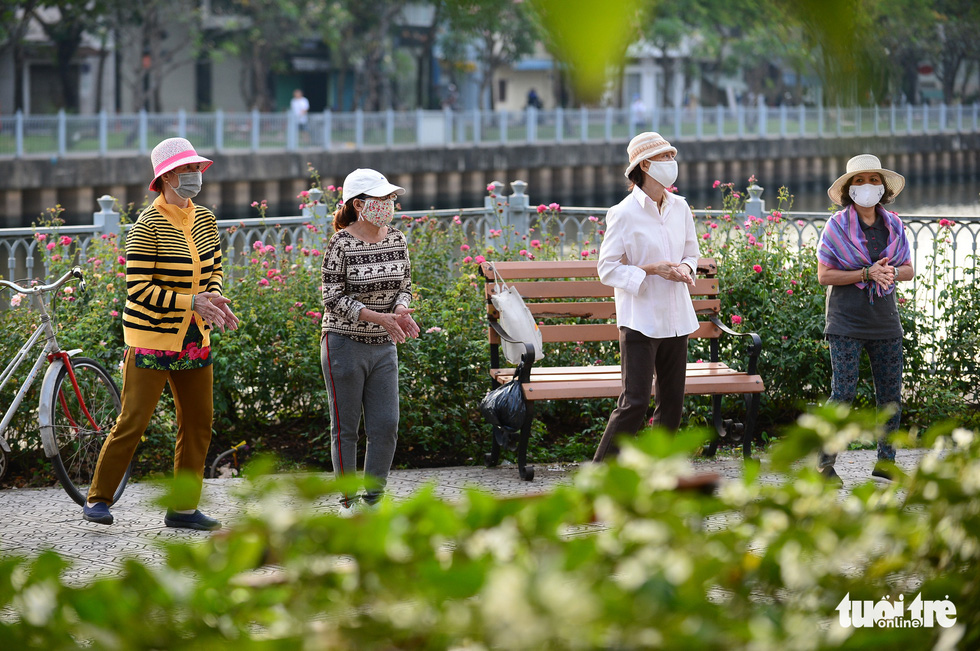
[129,321,212,371]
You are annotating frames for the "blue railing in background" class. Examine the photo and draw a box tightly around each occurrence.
[2,102,979,158]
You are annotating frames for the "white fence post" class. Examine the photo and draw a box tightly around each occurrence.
[580,106,588,141]
[177,109,187,138]
[15,111,23,158]
[93,195,120,237]
[386,109,394,148]
[138,109,148,153]
[251,108,260,151]
[98,110,108,155]
[555,106,563,143]
[57,109,66,156]
[473,108,481,143]
[355,109,365,148]
[215,109,224,152]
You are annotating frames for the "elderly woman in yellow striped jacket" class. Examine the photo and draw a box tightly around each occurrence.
[83,137,239,530]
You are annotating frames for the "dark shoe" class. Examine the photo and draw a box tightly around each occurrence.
[83,502,113,525]
[872,460,903,482]
[164,510,221,531]
[820,465,843,486]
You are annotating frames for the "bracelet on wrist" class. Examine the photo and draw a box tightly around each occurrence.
[191,295,196,311]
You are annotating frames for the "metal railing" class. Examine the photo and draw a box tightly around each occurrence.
[2,184,977,314]
[2,101,979,158]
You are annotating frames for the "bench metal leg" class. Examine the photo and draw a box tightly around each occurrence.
[702,395,724,458]
[516,402,535,481]
[742,393,761,459]
[485,428,502,468]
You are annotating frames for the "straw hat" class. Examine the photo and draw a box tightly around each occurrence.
[148,138,213,192]
[827,154,905,205]
[624,132,677,178]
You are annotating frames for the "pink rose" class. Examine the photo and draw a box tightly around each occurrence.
[530,239,541,248]
[474,255,486,264]
[731,315,743,325]
[117,256,126,265]
[519,249,528,257]
[786,289,793,295]
[252,241,263,251]
[462,256,473,263]
[712,180,721,189]
[581,250,589,258]
[36,233,47,242]
[285,245,293,252]
[59,236,72,246]
[536,204,547,214]
[548,202,560,211]
[702,233,710,240]
[46,242,56,251]
[258,278,269,286]
[311,249,321,257]
[752,264,762,273]
[460,244,470,252]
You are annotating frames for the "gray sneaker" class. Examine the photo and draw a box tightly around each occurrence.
[82,502,113,525]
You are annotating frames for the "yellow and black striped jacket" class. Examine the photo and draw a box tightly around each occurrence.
[122,195,223,351]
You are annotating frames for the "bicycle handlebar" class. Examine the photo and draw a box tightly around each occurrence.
[0,266,85,296]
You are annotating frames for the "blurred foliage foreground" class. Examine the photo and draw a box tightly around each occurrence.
[1,410,979,649]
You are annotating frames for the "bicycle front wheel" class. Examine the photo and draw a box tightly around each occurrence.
[46,357,127,505]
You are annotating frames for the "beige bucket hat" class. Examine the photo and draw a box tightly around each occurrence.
[624,132,677,178]
[827,154,905,205]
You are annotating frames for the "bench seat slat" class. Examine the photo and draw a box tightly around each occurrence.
[511,375,765,401]
[482,258,718,280]
[489,278,719,300]
[513,298,720,320]
[490,362,743,382]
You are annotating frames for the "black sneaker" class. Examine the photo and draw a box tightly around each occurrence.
[872,461,902,482]
[819,466,843,486]
[82,502,113,525]
[164,509,221,531]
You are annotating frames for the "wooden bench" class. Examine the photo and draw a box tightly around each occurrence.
[480,258,765,480]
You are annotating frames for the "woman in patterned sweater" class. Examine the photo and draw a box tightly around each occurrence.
[83,138,239,530]
[320,169,420,516]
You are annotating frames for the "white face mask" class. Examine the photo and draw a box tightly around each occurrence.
[170,171,203,199]
[645,160,678,189]
[849,183,884,207]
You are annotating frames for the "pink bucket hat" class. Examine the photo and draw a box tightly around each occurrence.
[148,137,213,192]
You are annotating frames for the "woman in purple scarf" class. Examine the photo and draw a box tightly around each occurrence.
[815,154,914,485]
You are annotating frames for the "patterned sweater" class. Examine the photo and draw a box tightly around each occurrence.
[123,195,223,351]
[320,228,413,344]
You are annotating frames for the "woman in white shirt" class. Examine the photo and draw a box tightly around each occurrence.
[593,132,700,462]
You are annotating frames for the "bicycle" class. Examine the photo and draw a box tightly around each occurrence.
[0,266,128,505]
[209,441,249,479]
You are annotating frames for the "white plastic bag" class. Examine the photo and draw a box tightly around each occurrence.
[489,265,545,365]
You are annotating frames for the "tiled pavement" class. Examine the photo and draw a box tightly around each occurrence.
[0,449,927,586]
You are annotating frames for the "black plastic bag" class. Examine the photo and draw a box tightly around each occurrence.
[480,373,527,435]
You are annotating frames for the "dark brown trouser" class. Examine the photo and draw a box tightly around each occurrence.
[87,349,214,509]
[593,328,688,462]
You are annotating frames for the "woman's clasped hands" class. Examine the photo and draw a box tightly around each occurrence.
[642,261,696,287]
[868,257,896,290]
[371,306,420,344]
[194,291,241,332]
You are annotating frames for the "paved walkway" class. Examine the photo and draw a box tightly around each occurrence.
[0,450,926,586]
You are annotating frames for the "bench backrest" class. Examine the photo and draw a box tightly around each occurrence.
[480,259,721,364]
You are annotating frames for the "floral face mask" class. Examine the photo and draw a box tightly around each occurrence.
[360,198,395,228]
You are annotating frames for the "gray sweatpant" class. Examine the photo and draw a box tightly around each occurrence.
[320,333,400,505]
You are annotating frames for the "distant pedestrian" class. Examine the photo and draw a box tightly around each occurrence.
[83,137,240,530]
[593,132,700,462]
[291,88,310,133]
[526,88,543,110]
[816,154,914,484]
[320,169,419,516]
[630,94,647,126]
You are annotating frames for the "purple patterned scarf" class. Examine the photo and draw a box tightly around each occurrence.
[817,205,911,303]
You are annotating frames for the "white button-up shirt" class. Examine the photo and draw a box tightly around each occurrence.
[597,186,701,339]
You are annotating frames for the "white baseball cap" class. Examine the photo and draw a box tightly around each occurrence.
[341,169,405,203]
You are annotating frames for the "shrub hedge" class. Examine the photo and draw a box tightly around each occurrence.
[0,181,977,486]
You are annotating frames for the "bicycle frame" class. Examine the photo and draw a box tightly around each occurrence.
[0,267,92,455]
